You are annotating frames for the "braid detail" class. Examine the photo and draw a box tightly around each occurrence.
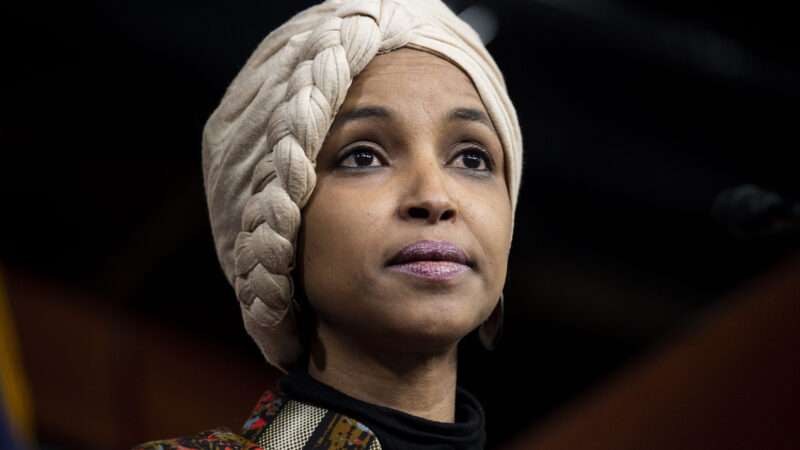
[231,2,418,371]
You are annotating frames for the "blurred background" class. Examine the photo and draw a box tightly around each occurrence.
[1,1,798,449]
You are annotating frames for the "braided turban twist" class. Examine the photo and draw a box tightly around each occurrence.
[202,0,523,373]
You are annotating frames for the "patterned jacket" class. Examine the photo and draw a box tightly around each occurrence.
[134,387,382,450]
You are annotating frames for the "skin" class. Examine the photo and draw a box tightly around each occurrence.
[295,48,512,423]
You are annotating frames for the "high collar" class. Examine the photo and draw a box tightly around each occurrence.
[277,368,486,450]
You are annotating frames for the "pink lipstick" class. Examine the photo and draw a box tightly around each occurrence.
[386,240,472,281]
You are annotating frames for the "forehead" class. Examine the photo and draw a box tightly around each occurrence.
[343,48,485,109]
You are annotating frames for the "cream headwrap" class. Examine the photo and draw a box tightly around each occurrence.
[202,0,523,373]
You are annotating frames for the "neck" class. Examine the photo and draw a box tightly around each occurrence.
[306,319,460,423]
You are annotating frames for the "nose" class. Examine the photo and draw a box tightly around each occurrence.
[398,159,458,224]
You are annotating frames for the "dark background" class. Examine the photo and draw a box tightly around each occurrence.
[2,1,798,449]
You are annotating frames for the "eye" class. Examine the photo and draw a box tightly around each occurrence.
[338,145,383,168]
[450,146,493,171]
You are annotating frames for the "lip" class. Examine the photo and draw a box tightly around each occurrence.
[386,240,472,281]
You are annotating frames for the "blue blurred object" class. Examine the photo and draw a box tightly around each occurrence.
[0,390,22,450]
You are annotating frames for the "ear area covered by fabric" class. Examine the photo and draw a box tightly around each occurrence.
[214,4,390,374]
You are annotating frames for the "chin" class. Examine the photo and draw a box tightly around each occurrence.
[310,279,491,350]
[374,305,480,347]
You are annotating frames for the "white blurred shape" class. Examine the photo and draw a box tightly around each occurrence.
[459,4,499,45]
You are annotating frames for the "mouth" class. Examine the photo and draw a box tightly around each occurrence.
[386,240,473,281]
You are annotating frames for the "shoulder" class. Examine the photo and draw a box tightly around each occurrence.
[131,386,382,450]
[132,428,262,450]
[131,388,286,450]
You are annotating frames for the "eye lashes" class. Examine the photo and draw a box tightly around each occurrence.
[334,141,496,172]
[456,145,495,171]
[337,145,385,168]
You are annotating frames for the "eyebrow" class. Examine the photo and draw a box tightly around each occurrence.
[330,105,495,131]
[331,106,391,129]
[448,107,495,131]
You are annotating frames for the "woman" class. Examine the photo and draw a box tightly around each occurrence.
[136,0,522,448]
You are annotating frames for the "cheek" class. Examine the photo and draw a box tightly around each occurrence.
[463,184,512,279]
[298,181,388,303]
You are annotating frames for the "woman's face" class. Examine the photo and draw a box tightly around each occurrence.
[297,48,512,355]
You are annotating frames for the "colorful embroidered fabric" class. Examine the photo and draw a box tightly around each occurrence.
[242,390,287,443]
[133,388,381,450]
[135,429,263,450]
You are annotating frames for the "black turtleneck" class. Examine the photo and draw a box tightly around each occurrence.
[278,368,486,450]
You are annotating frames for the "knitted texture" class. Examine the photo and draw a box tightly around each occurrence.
[202,0,523,373]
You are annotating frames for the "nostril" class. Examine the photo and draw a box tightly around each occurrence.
[440,209,455,221]
[409,207,429,219]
